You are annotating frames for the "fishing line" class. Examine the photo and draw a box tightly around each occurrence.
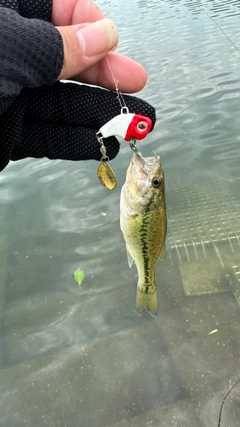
[190,0,240,55]
[105,56,128,111]
[105,57,151,170]
[105,55,118,90]
[218,378,240,427]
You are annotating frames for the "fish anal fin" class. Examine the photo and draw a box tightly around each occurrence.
[126,246,134,268]
[159,243,166,261]
[136,285,158,317]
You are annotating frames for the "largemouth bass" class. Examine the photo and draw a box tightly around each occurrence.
[120,152,167,316]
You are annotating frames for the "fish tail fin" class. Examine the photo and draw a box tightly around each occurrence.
[136,284,158,317]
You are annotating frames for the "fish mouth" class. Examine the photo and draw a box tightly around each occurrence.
[132,151,160,175]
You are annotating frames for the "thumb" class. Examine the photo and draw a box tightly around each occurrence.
[56,18,118,80]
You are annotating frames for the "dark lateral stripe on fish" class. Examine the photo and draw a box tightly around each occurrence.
[139,214,152,286]
[145,198,156,213]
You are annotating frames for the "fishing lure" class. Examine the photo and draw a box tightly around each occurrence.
[95,56,153,190]
[96,106,152,190]
[97,107,152,142]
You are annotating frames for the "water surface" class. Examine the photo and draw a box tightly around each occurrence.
[1,1,240,426]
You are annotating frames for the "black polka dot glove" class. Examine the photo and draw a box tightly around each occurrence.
[5,82,156,167]
[0,1,156,171]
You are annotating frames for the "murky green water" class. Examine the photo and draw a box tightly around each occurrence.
[1,1,240,426]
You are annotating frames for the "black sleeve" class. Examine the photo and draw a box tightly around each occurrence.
[0,7,63,115]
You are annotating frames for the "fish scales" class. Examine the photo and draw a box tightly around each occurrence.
[120,152,167,316]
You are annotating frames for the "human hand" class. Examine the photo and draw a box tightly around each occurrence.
[0,0,155,171]
[52,0,147,92]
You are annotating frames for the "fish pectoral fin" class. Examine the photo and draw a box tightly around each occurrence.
[126,246,134,268]
[136,284,158,317]
[159,243,166,261]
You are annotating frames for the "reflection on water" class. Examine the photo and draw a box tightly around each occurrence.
[1,0,240,426]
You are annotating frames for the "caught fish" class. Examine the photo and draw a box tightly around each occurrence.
[120,151,167,316]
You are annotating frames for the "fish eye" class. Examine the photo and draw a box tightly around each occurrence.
[152,176,162,188]
[137,121,148,132]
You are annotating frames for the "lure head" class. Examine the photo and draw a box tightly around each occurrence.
[98,112,153,141]
[124,114,153,141]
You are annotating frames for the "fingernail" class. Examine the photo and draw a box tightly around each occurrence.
[76,18,118,57]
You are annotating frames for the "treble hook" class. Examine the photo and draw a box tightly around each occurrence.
[130,140,159,175]
[130,140,149,174]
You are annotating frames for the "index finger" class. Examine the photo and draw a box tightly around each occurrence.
[52,0,105,26]
[73,52,148,93]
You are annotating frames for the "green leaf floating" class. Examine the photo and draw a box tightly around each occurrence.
[74,268,85,285]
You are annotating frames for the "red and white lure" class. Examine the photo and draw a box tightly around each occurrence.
[96,107,152,142]
[96,106,153,190]
[96,59,153,190]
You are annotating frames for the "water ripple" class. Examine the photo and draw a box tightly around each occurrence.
[1,1,240,426]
